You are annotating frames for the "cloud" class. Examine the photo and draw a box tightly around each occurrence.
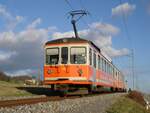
[0,4,24,30]
[0,4,11,19]
[0,4,59,76]
[52,22,129,57]
[0,51,17,62]
[102,47,129,57]
[112,2,136,16]
[6,69,34,76]
[0,19,53,76]
[27,18,42,29]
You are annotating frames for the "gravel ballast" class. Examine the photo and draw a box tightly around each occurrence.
[0,93,125,113]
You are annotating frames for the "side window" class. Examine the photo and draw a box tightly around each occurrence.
[98,55,100,69]
[89,48,92,65]
[113,68,115,78]
[106,62,108,73]
[108,64,111,74]
[93,52,96,68]
[116,71,118,79]
[102,58,104,71]
[100,56,102,70]
[61,47,68,64]
[104,60,107,72]
[111,66,113,75]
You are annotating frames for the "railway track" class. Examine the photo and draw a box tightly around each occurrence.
[0,95,83,108]
[0,92,122,108]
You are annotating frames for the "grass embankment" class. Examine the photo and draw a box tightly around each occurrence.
[107,91,150,113]
[0,81,33,97]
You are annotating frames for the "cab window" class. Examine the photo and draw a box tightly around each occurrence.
[70,47,86,64]
[46,48,59,65]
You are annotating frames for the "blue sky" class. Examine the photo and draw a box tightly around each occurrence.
[0,0,150,93]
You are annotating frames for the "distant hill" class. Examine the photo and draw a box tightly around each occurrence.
[12,75,32,81]
[0,71,10,81]
[0,71,32,82]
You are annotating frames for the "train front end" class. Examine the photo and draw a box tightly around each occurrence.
[43,38,90,89]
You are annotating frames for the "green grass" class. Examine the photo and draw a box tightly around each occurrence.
[106,97,149,113]
[0,80,33,97]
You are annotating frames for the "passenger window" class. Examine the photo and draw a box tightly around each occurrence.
[108,64,110,74]
[89,49,92,65]
[113,68,115,78]
[104,60,107,72]
[100,57,102,70]
[98,55,100,69]
[102,58,104,71]
[61,47,68,64]
[93,52,96,68]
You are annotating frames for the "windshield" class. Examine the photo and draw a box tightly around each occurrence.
[46,48,59,65]
[70,47,86,64]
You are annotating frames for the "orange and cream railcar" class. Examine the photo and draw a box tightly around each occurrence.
[43,38,126,92]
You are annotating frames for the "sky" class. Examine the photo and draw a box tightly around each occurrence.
[0,0,150,93]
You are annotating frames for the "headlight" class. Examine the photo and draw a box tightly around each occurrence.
[47,69,53,74]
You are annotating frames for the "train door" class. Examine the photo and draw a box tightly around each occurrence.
[88,48,96,92]
[93,51,97,83]
[89,48,97,83]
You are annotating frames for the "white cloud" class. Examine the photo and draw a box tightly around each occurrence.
[0,4,60,76]
[6,69,34,76]
[0,19,52,76]
[112,2,136,16]
[52,31,74,39]
[27,18,42,29]
[102,47,129,57]
[0,4,11,19]
[52,22,129,58]
[90,22,119,35]
[0,4,24,30]
[0,51,17,62]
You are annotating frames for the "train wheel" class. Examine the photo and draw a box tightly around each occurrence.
[60,90,68,97]
[51,84,57,91]
[88,85,95,94]
[59,84,69,97]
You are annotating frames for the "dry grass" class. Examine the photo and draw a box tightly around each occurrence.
[127,90,146,106]
[0,81,33,97]
[107,97,149,113]
[107,91,150,113]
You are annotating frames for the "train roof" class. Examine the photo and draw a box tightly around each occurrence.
[45,37,100,52]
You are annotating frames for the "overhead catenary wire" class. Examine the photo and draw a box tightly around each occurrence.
[112,0,135,90]
[79,0,96,25]
[64,0,91,37]
[64,0,74,10]
[119,0,133,47]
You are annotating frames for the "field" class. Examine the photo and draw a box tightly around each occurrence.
[0,81,33,97]
[107,91,150,113]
